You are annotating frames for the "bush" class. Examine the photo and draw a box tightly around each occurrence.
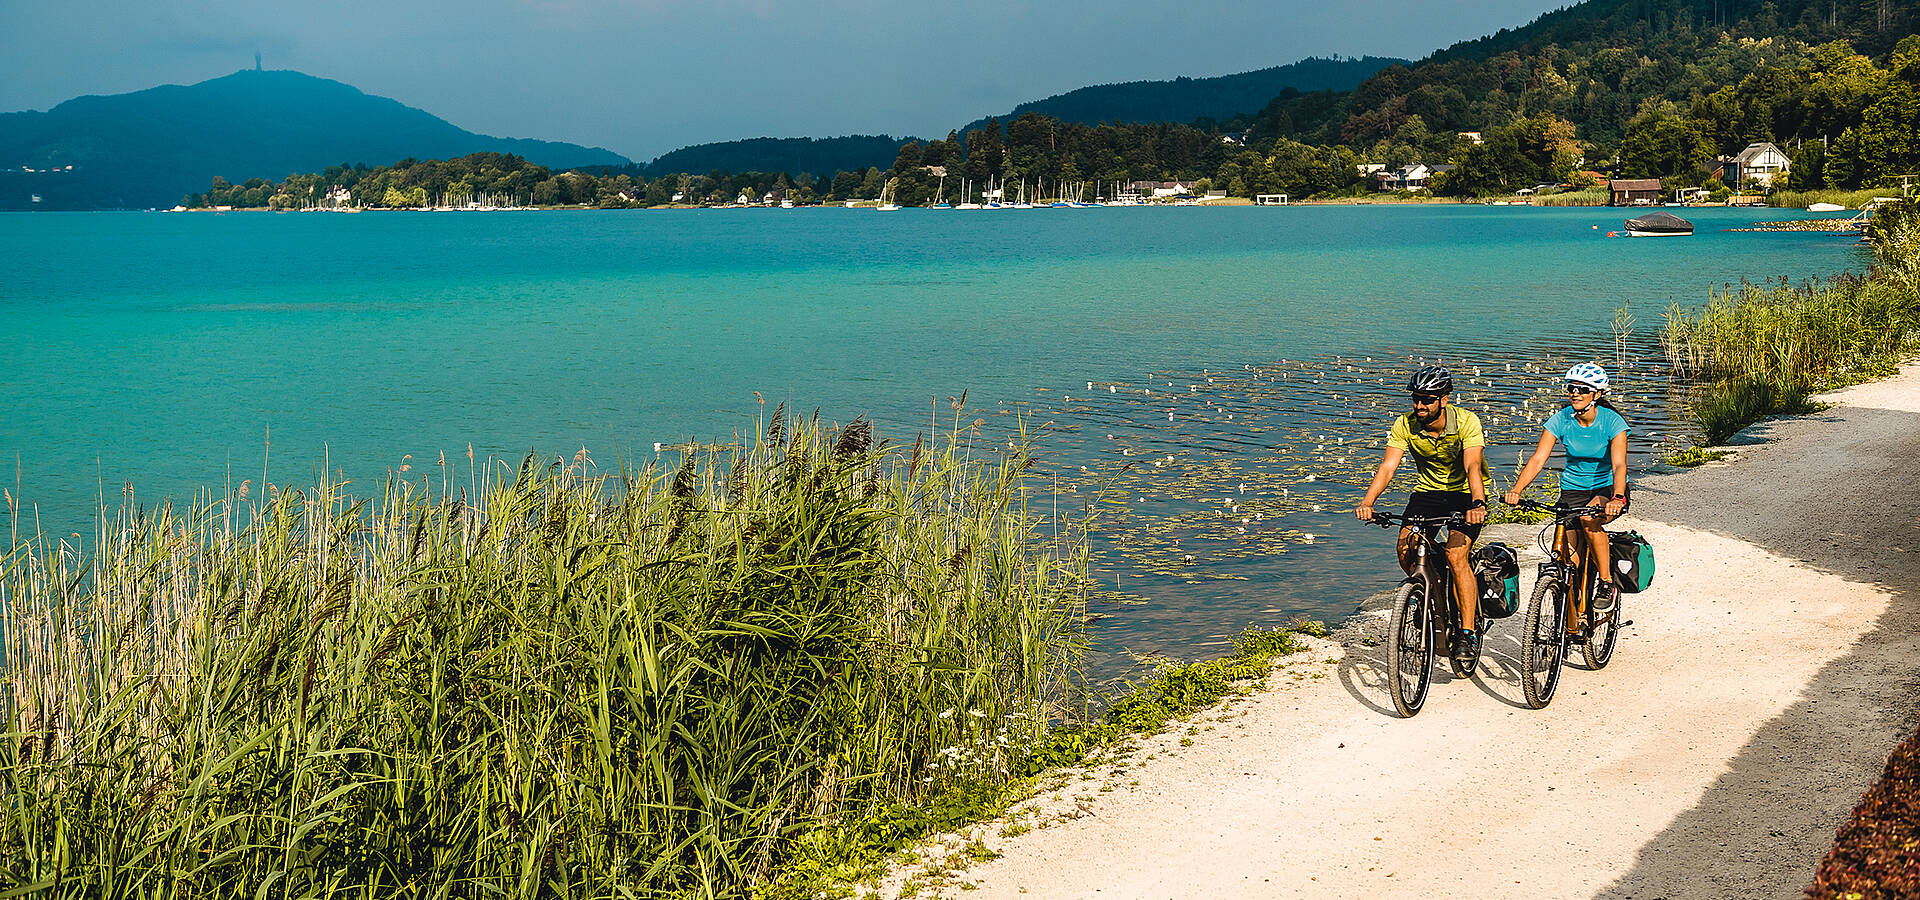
[1806,724,1920,900]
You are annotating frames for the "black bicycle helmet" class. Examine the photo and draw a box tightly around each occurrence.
[1406,365,1453,394]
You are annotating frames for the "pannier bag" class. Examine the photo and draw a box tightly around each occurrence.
[1608,530,1656,593]
[1472,542,1522,618]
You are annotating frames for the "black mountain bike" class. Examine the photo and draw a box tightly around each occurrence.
[1370,511,1486,718]
[1513,499,1633,709]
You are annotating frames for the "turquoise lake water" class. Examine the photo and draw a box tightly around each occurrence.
[0,204,1866,664]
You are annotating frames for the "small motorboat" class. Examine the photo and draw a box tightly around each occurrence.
[1808,202,1846,212]
[1624,211,1694,236]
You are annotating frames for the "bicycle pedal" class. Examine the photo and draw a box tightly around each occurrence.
[1619,619,1633,628]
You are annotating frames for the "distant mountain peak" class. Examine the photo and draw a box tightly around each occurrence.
[2,69,629,210]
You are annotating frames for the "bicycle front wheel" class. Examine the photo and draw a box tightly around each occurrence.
[1387,581,1434,717]
[1522,577,1566,709]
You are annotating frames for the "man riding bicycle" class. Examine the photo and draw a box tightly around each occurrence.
[1356,365,1490,666]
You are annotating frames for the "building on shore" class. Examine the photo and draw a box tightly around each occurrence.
[1715,142,1790,189]
[1609,178,1663,206]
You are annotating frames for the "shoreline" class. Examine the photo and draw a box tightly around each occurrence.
[874,364,1920,899]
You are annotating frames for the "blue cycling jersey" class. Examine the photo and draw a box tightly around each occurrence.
[1545,405,1629,492]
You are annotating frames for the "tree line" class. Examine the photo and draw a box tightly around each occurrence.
[189,26,1920,209]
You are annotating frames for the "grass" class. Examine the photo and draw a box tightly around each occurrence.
[1662,199,1920,444]
[1661,446,1732,468]
[1767,187,1888,210]
[0,407,1091,898]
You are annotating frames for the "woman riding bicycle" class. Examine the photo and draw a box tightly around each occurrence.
[1502,362,1631,613]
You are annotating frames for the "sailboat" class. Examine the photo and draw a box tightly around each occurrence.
[876,180,900,211]
[931,172,951,209]
[955,178,983,210]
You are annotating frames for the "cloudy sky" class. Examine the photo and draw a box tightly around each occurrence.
[3,0,1563,162]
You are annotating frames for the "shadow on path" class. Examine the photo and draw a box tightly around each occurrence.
[1593,407,1920,900]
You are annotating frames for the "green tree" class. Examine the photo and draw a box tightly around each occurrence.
[1619,110,1713,178]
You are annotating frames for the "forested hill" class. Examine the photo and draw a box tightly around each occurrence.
[619,135,917,181]
[0,70,629,210]
[1256,0,1920,152]
[961,55,1405,132]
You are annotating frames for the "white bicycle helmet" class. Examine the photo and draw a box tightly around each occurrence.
[1566,362,1609,391]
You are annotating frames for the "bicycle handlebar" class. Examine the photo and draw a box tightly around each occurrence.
[1513,498,1613,523]
[1370,511,1470,529]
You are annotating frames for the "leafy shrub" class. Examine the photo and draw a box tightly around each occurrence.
[1806,724,1920,900]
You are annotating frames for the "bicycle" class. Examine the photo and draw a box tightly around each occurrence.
[1369,510,1486,718]
[1512,499,1634,709]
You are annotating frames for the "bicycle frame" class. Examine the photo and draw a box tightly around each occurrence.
[1535,507,1600,628]
[1401,522,1460,634]
[1514,499,1627,709]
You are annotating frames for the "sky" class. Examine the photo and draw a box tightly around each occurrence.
[2,0,1567,163]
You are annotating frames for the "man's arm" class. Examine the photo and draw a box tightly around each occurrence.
[1357,446,1405,521]
[1464,443,1487,525]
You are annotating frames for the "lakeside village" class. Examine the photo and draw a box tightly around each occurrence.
[168,137,1840,214]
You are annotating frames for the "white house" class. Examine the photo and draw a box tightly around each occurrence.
[1377,164,1432,191]
[1722,142,1791,188]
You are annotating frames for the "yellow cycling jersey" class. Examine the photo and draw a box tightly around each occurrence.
[1387,406,1486,493]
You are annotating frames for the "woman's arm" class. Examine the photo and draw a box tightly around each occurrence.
[1502,430,1558,506]
[1605,430,1629,517]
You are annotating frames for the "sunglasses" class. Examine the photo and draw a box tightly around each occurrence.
[1566,384,1597,395]
[1411,393,1443,404]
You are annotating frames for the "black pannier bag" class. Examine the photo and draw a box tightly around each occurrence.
[1608,530,1656,592]
[1472,543,1522,618]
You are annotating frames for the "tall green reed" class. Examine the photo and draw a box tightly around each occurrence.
[0,408,1087,898]
[1662,203,1920,442]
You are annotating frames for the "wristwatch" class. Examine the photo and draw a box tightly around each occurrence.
[1468,499,1487,509]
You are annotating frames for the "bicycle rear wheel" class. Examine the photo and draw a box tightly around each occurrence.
[1584,574,1621,669]
[1522,577,1566,709]
[1387,581,1433,718]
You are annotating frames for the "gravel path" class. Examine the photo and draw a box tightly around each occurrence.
[882,366,1920,900]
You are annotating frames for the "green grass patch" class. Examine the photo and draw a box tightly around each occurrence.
[1662,445,1733,467]
[1691,376,1822,444]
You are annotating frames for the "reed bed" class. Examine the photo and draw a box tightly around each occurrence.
[1662,201,1920,443]
[1533,188,1609,207]
[0,409,1089,898]
[1767,188,1887,210]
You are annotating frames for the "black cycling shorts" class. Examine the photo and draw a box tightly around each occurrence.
[1556,483,1631,516]
[1402,490,1483,542]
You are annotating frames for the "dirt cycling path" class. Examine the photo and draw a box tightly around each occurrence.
[891,367,1920,900]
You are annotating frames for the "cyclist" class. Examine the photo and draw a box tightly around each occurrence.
[1502,362,1631,615]
[1357,365,1489,666]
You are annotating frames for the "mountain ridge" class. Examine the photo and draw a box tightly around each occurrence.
[0,69,629,210]
[958,55,1407,133]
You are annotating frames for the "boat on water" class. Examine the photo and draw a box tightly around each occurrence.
[1624,211,1693,236]
[1808,202,1846,212]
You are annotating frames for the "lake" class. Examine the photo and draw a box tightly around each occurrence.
[0,204,1866,664]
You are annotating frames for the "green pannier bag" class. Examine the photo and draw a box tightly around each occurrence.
[1472,543,1522,618]
[1608,530,1656,593]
